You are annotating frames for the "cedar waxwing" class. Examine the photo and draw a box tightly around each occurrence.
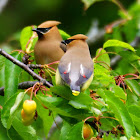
[32,21,64,68]
[55,34,94,96]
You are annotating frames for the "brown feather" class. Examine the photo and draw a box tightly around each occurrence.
[34,21,64,67]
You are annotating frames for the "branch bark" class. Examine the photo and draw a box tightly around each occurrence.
[0,49,53,90]
[0,81,40,96]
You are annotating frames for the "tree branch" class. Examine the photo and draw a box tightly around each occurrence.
[0,81,40,96]
[0,49,53,88]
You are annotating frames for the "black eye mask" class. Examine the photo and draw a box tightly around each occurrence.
[61,39,75,45]
[32,27,52,38]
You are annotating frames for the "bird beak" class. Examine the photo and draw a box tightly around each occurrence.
[72,90,80,96]
[61,40,67,45]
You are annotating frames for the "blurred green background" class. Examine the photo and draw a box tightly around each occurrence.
[0,0,135,51]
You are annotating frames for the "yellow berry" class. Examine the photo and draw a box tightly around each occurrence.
[83,123,94,139]
[23,100,37,115]
[22,118,34,126]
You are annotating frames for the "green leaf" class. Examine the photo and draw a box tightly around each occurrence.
[8,92,25,129]
[0,96,4,106]
[104,133,115,140]
[8,126,23,140]
[4,52,22,102]
[0,65,5,87]
[67,121,84,140]
[103,40,135,52]
[20,26,38,53]
[128,105,140,134]
[1,92,25,129]
[126,89,140,107]
[90,63,115,90]
[50,86,93,109]
[95,48,110,67]
[12,117,37,140]
[119,51,140,73]
[125,79,140,97]
[0,56,5,70]
[35,98,54,138]
[36,94,90,119]
[0,120,10,140]
[109,84,126,100]
[128,105,140,118]
[59,29,70,40]
[60,121,72,140]
[97,89,135,139]
[119,51,140,62]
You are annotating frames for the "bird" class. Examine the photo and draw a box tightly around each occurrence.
[55,34,94,96]
[32,21,64,69]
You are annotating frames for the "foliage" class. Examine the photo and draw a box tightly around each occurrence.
[0,0,140,140]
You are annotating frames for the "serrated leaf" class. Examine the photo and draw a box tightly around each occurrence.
[103,40,135,52]
[1,92,25,129]
[96,48,110,67]
[97,89,135,139]
[4,52,22,102]
[67,121,84,140]
[125,79,140,97]
[109,84,126,100]
[12,117,37,140]
[126,89,140,107]
[20,26,38,53]
[59,29,70,40]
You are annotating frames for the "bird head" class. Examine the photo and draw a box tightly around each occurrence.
[61,34,88,48]
[32,21,61,39]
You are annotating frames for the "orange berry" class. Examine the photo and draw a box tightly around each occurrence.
[83,123,93,139]
[21,109,35,121]
[23,100,37,115]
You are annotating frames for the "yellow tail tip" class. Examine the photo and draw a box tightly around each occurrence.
[72,90,80,96]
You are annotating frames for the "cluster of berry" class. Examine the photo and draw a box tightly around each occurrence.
[21,100,37,126]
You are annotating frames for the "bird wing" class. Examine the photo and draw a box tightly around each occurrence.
[58,62,71,84]
[76,63,93,86]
